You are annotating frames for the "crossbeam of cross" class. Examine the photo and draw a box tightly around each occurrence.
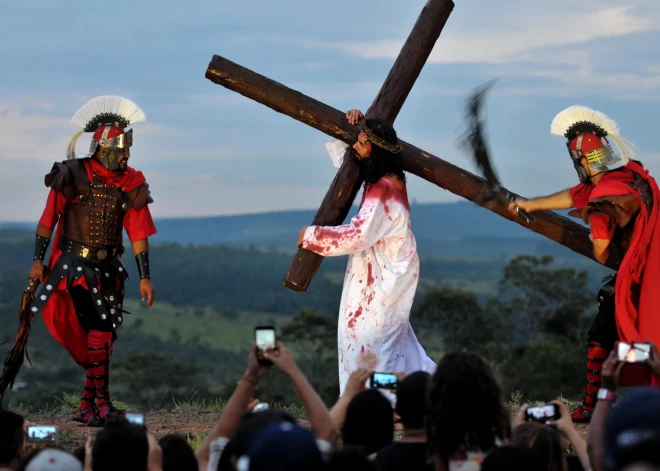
[205,0,620,292]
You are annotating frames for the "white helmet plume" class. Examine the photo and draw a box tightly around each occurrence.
[67,95,146,160]
[550,105,636,161]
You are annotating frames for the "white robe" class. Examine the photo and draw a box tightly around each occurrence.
[302,141,436,396]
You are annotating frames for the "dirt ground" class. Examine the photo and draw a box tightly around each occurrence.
[24,409,588,453]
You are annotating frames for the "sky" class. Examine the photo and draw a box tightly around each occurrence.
[1,0,659,222]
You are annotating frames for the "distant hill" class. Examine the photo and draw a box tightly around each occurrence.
[0,201,590,259]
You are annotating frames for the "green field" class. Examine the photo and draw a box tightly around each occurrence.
[121,299,296,352]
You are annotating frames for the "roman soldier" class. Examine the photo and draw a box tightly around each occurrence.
[19,96,156,425]
[509,106,660,422]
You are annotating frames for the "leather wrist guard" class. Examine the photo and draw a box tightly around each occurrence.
[135,252,150,279]
[34,235,51,261]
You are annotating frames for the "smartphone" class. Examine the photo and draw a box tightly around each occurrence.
[126,412,145,426]
[26,426,59,444]
[617,342,651,362]
[255,326,276,366]
[525,404,560,422]
[252,402,270,413]
[370,372,398,390]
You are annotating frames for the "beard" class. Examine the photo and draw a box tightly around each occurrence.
[345,145,405,186]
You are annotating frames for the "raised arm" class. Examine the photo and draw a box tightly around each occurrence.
[196,345,268,471]
[509,189,575,214]
[298,181,393,257]
[265,342,339,443]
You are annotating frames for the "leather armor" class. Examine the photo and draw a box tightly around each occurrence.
[45,158,152,250]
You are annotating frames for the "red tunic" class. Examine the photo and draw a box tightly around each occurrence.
[570,162,660,359]
[37,158,156,367]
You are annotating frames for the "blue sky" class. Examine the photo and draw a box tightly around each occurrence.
[1,0,659,221]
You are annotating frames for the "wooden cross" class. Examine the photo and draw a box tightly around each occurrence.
[205,0,620,293]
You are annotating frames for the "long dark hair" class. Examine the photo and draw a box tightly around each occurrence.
[426,352,511,463]
[513,423,567,471]
[352,118,406,187]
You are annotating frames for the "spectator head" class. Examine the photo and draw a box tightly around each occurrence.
[621,466,660,471]
[513,422,567,471]
[396,371,430,430]
[426,352,511,466]
[605,388,660,471]
[92,419,149,471]
[224,409,297,467]
[0,410,24,468]
[481,446,545,471]
[23,449,82,471]
[236,421,326,471]
[327,447,377,471]
[158,434,197,471]
[342,389,394,455]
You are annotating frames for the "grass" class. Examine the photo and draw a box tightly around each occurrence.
[121,299,294,352]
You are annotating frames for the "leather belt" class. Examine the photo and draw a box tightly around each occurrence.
[59,237,124,261]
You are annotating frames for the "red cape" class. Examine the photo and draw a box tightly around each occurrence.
[594,162,660,349]
[40,160,145,368]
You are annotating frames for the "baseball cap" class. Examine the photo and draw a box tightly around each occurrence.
[236,421,326,471]
[26,449,83,471]
[605,388,660,470]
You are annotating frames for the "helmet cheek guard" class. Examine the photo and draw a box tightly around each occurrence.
[90,127,132,171]
[567,144,589,183]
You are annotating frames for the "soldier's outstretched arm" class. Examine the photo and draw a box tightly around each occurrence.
[508,189,574,216]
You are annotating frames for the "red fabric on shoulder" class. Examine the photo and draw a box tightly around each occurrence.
[570,183,592,210]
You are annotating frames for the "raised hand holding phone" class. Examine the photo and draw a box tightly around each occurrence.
[370,372,398,390]
[254,326,277,366]
[263,342,299,377]
[126,412,145,426]
[524,404,560,423]
[26,425,59,444]
[615,341,653,386]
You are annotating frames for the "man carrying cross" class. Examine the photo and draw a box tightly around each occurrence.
[296,109,436,397]
[509,106,660,422]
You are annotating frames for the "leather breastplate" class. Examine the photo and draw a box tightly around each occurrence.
[62,175,129,248]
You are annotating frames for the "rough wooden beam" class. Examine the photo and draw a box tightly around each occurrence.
[398,141,622,269]
[367,0,454,123]
[205,55,620,293]
[205,55,356,144]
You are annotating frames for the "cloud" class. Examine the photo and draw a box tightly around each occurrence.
[283,5,656,65]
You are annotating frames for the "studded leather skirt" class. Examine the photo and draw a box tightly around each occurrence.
[31,250,129,331]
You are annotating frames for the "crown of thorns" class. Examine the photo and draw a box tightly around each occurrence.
[358,119,402,153]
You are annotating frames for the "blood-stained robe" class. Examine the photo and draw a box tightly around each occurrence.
[301,141,436,395]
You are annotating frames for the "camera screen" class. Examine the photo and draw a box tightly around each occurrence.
[372,373,398,388]
[617,342,650,362]
[28,426,57,442]
[527,405,556,420]
[255,329,275,352]
[126,413,144,425]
